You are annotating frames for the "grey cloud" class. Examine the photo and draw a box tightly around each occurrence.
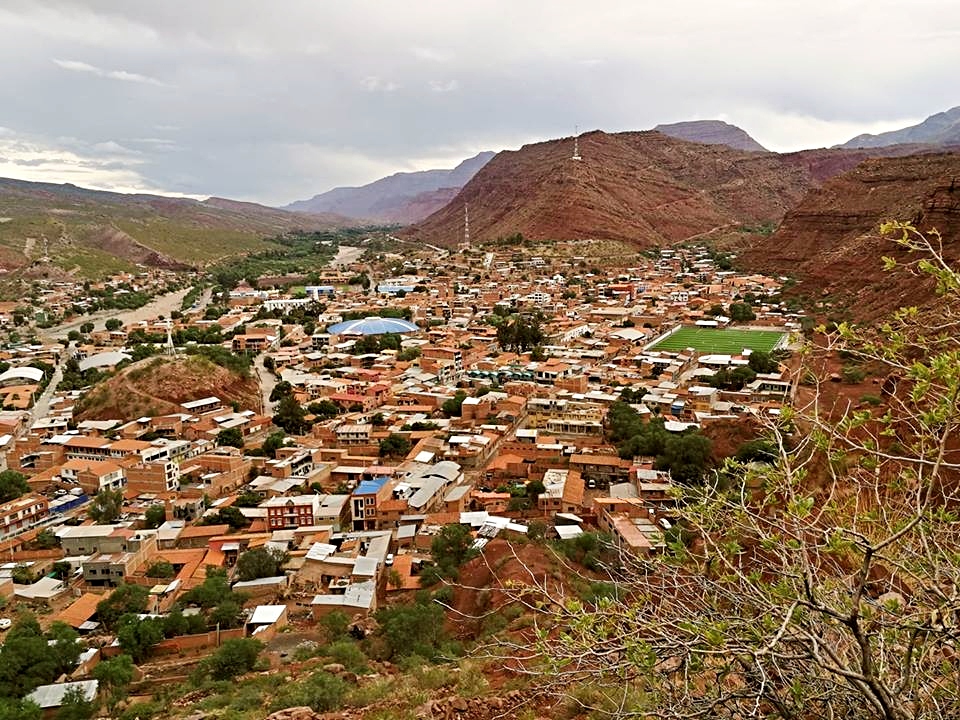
[0,1,954,204]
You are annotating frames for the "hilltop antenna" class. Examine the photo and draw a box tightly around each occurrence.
[571,125,582,161]
[461,202,470,252]
[164,319,176,356]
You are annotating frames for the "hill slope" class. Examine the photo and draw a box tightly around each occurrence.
[741,152,960,320]
[406,131,878,247]
[0,177,348,275]
[654,120,767,151]
[285,151,495,223]
[839,106,960,149]
[73,354,261,421]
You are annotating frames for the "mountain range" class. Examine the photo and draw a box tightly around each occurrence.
[0,178,347,276]
[838,106,960,149]
[284,151,495,224]
[654,120,768,152]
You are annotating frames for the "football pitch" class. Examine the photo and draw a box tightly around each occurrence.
[650,327,786,354]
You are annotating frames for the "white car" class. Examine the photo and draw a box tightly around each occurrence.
[0,618,12,631]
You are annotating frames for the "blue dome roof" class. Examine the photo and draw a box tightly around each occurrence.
[327,316,419,335]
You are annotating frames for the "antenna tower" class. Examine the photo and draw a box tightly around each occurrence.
[165,320,176,356]
[571,125,582,161]
[461,203,470,252]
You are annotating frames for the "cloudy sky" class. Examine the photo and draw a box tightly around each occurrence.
[0,0,957,205]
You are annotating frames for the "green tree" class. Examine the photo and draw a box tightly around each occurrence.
[210,599,244,629]
[216,427,245,448]
[203,638,263,680]
[96,583,149,630]
[34,528,58,549]
[429,523,478,580]
[88,488,124,523]
[145,560,175,578]
[55,685,94,720]
[375,599,446,660]
[378,433,411,459]
[143,503,166,529]
[307,399,340,419]
[269,380,293,402]
[0,700,41,720]
[92,654,135,713]
[441,390,468,418]
[0,469,30,502]
[728,301,756,322]
[261,430,286,458]
[0,615,81,699]
[655,431,712,484]
[105,318,123,332]
[747,349,779,374]
[116,616,165,663]
[235,546,287,582]
[273,394,310,435]
[79,322,94,334]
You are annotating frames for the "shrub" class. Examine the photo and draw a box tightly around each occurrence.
[271,672,346,712]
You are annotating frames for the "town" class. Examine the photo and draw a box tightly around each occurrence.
[0,234,803,716]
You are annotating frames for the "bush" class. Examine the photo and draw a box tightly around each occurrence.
[204,638,263,680]
[271,672,345,712]
[842,365,867,383]
[324,639,368,673]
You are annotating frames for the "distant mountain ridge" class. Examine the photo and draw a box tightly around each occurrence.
[406,130,887,248]
[839,106,960,149]
[654,120,767,152]
[284,151,495,223]
[0,177,347,275]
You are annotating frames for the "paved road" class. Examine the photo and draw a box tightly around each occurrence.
[254,353,278,416]
[23,343,69,435]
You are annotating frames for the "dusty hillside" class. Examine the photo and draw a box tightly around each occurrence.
[741,152,960,320]
[405,131,884,247]
[73,354,260,421]
[0,177,348,273]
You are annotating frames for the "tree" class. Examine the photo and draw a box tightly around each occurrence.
[378,433,411,459]
[203,638,263,680]
[217,427,245,448]
[0,615,81,699]
[273,394,310,435]
[56,685,94,720]
[270,380,293,402]
[492,223,960,719]
[92,654,135,713]
[210,599,244,629]
[496,314,545,353]
[140,503,165,529]
[430,523,478,580]
[308,399,340,419]
[116,616,165,663]
[145,560,175,578]
[96,583,149,630]
[79,322,94,334]
[88,488,124,523]
[261,430,286,458]
[375,597,447,660]
[728,301,756,322]
[0,469,29,503]
[104,318,123,331]
[34,528,58,549]
[747,349,779,374]
[235,546,287,582]
[441,390,468,418]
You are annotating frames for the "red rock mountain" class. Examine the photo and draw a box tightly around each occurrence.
[741,152,960,319]
[654,120,767,152]
[406,131,873,247]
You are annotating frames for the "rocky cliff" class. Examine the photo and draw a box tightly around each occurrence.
[406,131,872,247]
[741,153,960,319]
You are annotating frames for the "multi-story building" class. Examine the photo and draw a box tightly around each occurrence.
[0,493,48,538]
